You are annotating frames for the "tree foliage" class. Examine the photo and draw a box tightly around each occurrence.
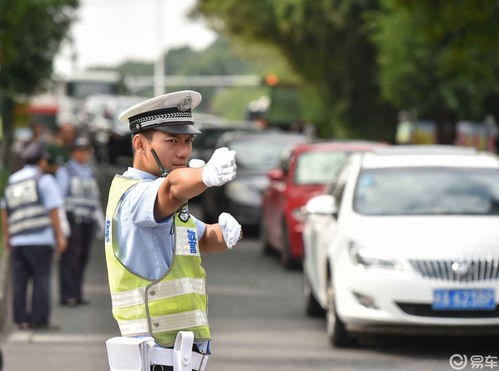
[369,0,499,122]
[0,0,78,169]
[111,36,295,120]
[193,0,396,139]
[0,0,79,97]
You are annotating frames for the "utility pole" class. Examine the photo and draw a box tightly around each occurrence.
[154,0,165,96]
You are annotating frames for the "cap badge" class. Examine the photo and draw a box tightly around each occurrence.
[177,95,192,112]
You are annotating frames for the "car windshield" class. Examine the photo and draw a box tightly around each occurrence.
[354,167,499,216]
[231,136,304,171]
[295,151,348,185]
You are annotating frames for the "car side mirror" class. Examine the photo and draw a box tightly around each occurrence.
[189,158,206,168]
[303,195,338,217]
[267,168,285,181]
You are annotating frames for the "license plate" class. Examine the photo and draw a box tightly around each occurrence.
[433,289,496,310]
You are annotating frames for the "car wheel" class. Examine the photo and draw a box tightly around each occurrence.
[326,276,355,347]
[280,220,301,270]
[304,266,325,317]
[260,216,273,256]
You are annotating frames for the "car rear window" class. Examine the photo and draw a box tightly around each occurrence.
[294,151,348,185]
[354,167,499,216]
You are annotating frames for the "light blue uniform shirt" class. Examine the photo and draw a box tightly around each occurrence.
[56,159,97,197]
[114,167,210,353]
[2,165,63,247]
[115,167,206,279]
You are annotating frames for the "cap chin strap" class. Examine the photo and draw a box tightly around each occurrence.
[150,149,171,178]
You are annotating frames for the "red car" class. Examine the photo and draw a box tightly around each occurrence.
[261,141,386,269]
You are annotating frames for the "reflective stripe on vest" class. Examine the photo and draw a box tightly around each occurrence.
[5,176,51,236]
[111,277,205,309]
[105,175,211,347]
[9,216,52,235]
[117,309,208,336]
[65,164,99,220]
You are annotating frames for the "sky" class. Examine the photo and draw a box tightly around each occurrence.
[54,0,217,76]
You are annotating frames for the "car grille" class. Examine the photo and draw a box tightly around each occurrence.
[397,303,499,318]
[409,258,499,282]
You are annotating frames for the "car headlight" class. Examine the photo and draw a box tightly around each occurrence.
[348,241,400,270]
[225,180,261,206]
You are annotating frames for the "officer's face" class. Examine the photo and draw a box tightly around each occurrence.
[147,131,194,170]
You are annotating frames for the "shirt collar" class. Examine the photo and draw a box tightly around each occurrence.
[123,167,157,181]
[23,165,41,173]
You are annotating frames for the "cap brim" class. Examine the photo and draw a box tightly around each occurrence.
[152,122,202,135]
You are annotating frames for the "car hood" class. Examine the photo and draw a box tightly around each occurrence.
[348,215,499,258]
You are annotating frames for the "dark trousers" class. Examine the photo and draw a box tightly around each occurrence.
[59,219,94,302]
[11,245,53,326]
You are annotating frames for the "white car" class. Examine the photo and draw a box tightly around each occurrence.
[302,145,499,347]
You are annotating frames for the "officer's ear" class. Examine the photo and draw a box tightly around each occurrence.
[132,134,145,153]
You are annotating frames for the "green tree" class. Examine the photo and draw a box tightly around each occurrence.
[193,0,396,139]
[369,0,499,143]
[0,0,78,169]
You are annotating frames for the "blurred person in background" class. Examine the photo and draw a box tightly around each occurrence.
[105,90,242,369]
[395,110,415,144]
[25,121,50,147]
[0,142,67,330]
[56,136,104,307]
[46,123,77,174]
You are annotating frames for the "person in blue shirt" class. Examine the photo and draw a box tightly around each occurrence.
[1,142,67,330]
[56,137,104,307]
[106,90,242,370]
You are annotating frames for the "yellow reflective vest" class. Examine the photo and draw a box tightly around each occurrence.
[104,175,211,346]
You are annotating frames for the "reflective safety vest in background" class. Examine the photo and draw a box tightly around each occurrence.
[65,162,99,221]
[104,175,211,347]
[4,175,51,236]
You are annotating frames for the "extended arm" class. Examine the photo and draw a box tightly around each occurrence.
[49,208,67,256]
[155,148,237,220]
[199,224,228,253]
[199,213,242,253]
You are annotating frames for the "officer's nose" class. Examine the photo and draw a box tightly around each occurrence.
[176,144,190,159]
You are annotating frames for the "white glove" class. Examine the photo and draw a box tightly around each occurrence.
[218,212,242,249]
[202,147,237,187]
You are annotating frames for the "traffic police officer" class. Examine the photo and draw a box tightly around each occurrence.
[104,90,242,369]
[1,142,67,329]
[56,136,104,306]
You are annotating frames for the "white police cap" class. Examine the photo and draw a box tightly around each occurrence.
[71,136,91,151]
[118,90,202,135]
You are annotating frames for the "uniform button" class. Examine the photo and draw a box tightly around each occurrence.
[150,290,155,296]
[153,322,159,328]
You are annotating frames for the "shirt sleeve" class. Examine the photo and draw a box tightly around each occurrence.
[191,214,206,239]
[121,178,172,228]
[55,166,70,197]
[39,174,64,210]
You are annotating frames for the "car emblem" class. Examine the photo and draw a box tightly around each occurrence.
[177,95,192,112]
[451,261,471,277]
